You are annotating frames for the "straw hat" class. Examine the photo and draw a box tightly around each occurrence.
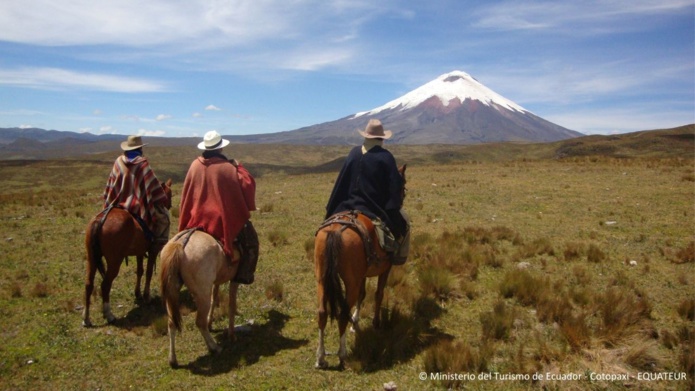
[121,135,147,151]
[358,119,392,139]
[197,130,230,150]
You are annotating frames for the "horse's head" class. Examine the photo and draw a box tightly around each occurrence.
[398,164,407,206]
[162,179,173,209]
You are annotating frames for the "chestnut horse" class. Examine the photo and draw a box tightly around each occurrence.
[159,229,241,368]
[314,165,406,369]
[82,179,172,327]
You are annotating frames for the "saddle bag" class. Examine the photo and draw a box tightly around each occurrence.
[373,217,398,253]
[233,220,259,285]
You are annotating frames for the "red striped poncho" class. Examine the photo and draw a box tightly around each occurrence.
[103,155,167,229]
[178,156,256,258]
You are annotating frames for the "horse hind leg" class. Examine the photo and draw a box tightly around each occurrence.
[197,285,222,354]
[143,252,157,303]
[101,256,123,324]
[350,279,367,333]
[315,286,328,369]
[372,268,392,329]
[168,325,179,368]
[83,255,98,327]
[135,256,144,300]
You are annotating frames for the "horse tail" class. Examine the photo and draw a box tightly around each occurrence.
[87,219,106,278]
[160,240,184,332]
[323,229,350,323]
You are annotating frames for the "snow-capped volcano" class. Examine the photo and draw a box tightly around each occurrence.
[354,71,527,117]
[231,70,582,145]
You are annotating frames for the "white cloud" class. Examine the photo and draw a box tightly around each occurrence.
[205,105,221,111]
[136,128,166,137]
[473,0,693,33]
[78,127,92,133]
[155,114,172,121]
[19,124,33,129]
[99,126,114,133]
[192,112,203,118]
[93,109,102,115]
[0,67,167,92]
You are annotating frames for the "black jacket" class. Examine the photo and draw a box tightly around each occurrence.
[325,145,406,237]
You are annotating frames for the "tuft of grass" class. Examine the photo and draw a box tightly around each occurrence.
[675,241,694,263]
[677,298,695,321]
[587,243,607,263]
[30,282,49,298]
[9,281,22,298]
[563,241,586,261]
[596,287,652,347]
[422,339,491,388]
[303,237,314,261]
[624,341,661,371]
[265,280,284,302]
[480,300,515,341]
[151,316,168,337]
[417,267,457,300]
[266,229,288,247]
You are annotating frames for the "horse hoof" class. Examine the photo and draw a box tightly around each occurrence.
[82,320,92,328]
[169,360,179,369]
[314,360,328,370]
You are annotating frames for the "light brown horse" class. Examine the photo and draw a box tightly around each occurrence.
[160,229,241,368]
[82,179,172,327]
[314,165,406,369]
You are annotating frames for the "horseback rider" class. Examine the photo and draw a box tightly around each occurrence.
[103,135,170,246]
[178,130,257,267]
[325,119,410,264]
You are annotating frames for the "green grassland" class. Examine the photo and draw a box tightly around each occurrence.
[0,126,693,390]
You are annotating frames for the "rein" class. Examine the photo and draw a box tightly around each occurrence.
[317,210,378,265]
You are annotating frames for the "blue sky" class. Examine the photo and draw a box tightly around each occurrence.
[0,0,693,138]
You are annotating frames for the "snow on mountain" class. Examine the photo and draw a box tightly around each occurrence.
[353,70,527,118]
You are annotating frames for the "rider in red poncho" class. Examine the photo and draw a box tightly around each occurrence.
[178,131,256,259]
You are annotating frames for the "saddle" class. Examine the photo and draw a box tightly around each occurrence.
[97,205,155,242]
[174,222,259,285]
[317,210,387,266]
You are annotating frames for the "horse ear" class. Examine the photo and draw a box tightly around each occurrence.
[399,164,407,174]
[166,178,172,187]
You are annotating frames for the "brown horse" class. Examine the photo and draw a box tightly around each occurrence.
[82,179,172,327]
[159,229,241,368]
[314,165,406,369]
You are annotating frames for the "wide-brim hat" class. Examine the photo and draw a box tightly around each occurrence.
[121,135,147,151]
[197,130,230,150]
[357,119,392,139]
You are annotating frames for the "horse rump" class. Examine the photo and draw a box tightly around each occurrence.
[322,230,350,324]
[160,240,185,332]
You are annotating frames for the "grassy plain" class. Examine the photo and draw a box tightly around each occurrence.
[0,126,693,390]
